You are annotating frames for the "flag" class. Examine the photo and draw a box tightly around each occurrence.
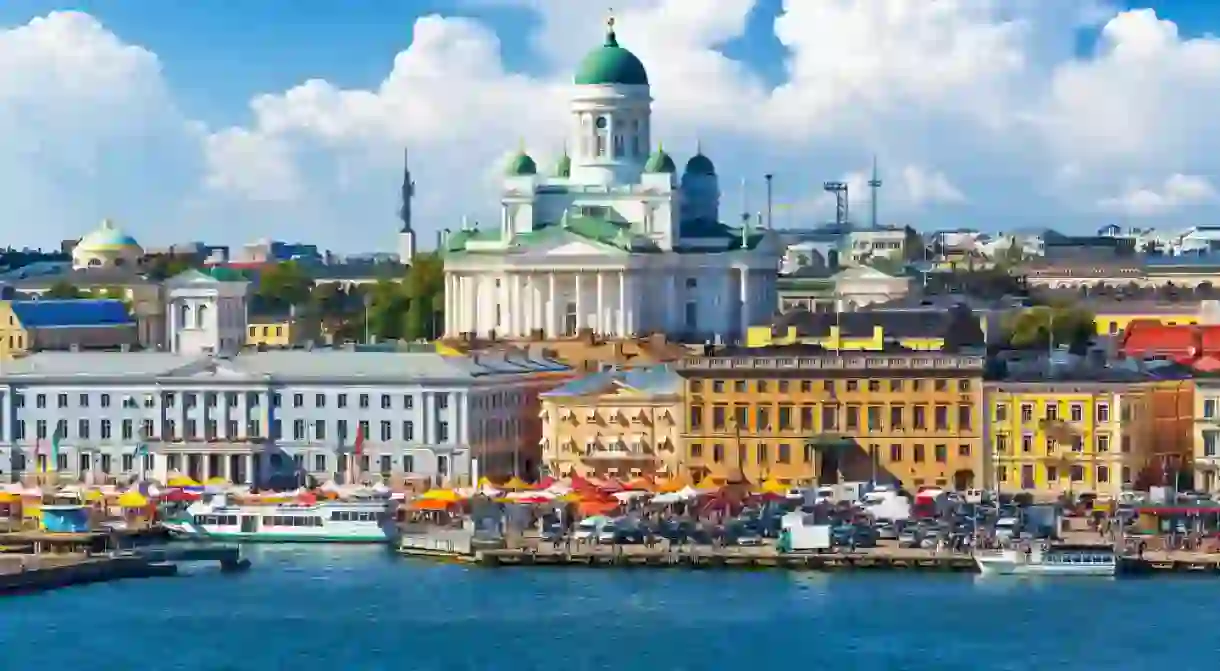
[353,423,365,457]
[34,438,43,473]
[49,425,63,473]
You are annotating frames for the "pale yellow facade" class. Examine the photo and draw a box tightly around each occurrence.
[540,374,683,478]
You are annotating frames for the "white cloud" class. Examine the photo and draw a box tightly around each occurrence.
[1098,174,1218,217]
[4,3,1220,251]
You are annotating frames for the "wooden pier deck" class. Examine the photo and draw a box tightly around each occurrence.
[0,542,249,595]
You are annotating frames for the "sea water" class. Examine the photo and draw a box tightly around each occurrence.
[0,545,1215,671]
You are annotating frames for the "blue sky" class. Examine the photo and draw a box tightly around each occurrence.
[1,1,1218,251]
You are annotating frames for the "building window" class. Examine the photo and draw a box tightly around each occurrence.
[889,406,903,429]
[1203,432,1216,457]
[293,420,305,440]
[122,420,133,440]
[690,443,703,459]
[57,393,68,408]
[315,454,326,472]
[995,434,1008,454]
[360,394,370,409]
[1096,403,1110,423]
[1070,465,1084,482]
[403,421,414,441]
[122,454,134,472]
[1046,403,1058,421]
[1020,404,1033,422]
[957,405,972,430]
[690,407,703,430]
[79,394,89,408]
[78,419,90,439]
[934,406,948,431]
[845,406,859,430]
[437,422,449,442]
[315,422,326,441]
[934,444,947,463]
[912,406,926,429]
[777,443,790,463]
[35,394,45,409]
[756,444,768,464]
[889,444,902,462]
[712,444,724,463]
[100,420,111,440]
[315,394,326,408]
[380,421,392,442]
[1097,465,1110,483]
[958,443,970,457]
[913,444,925,462]
[1070,403,1083,422]
[867,406,881,431]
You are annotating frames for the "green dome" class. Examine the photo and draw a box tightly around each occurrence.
[505,151,537,176]
[554,152,572,178]
[574,23,649,86]
[644,147,676,174]
[685,153,716,176]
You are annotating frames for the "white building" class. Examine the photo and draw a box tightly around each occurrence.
[441,18,782,343]
[165,269,250,355]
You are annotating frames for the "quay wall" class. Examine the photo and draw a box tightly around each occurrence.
[0,556,176,595]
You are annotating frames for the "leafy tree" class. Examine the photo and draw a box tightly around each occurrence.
[402,253,445,340]
[1001,306,1095,354]
[45,281,84,299]
[145,255,195,281]
[255,261,313,312]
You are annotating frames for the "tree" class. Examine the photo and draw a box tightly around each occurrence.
[255,261,313,312]
[402,253,445,340]
[1002,306,1095,354]
[45,281,84,299]
[145,255,195,281]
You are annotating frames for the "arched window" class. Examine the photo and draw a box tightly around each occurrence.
[196,304,208,329]
[595,115,608,157]
[179,303,191,329]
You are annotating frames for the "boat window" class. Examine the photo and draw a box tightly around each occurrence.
[313,517,323,527]
[262,516,274,526]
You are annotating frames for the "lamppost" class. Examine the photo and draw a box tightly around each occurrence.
[363,292,373,344]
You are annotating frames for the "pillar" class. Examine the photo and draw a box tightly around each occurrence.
[617,270,626,335]
[547,272,557,337]
[467,275,478,336]
[574,274,583,332]
[596,272,605,335]
[511,274,522,337]
[739,267,749,338]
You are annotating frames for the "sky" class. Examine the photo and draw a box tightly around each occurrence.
[1,0,1219,253]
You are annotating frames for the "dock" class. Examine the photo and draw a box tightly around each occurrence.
[0,531,250,595]
[398,536,1220,575]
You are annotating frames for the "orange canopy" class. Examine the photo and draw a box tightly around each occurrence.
[412,499,455,511]
[624,476,655,491]
[578,499,621,515]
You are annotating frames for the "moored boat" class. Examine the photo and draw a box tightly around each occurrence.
[163,496,399,544]
[973,543,1117,577]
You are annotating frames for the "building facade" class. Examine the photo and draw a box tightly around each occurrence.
[440,19,781,342]
[539,366,682,478]
[0,349,570,487]
[1194,376,1220,492]
[983,372,1187,500]
[676,346,985,490]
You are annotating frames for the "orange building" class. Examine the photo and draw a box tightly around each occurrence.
[676,345,986,490]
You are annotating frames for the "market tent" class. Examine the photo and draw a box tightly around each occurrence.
[419,489,460,502]
[578,499,621,515]
[756,478,787,496]
[205,476,228,486]
[501,476,531,491]
[624,476,655,491]
[117,491,149,508]
[0,492,19,504]
[167,475,201,488]
[162,488,200,502]
[537,476,556,489]
[412,499,455,511]
[695,475,721,491]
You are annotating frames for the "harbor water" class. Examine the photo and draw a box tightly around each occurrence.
[1,545,1217,671]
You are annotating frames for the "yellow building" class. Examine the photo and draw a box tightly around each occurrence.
[1090,301,1199,337]
[747,310,986,351]
[246,314,318,348]
[539,366,682,479]
[984,369,1192,500]
[0,298,137,358]
[677,346,986,490]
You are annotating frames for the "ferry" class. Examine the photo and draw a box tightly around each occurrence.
[163,498,399,544]
[973,543,1117,577]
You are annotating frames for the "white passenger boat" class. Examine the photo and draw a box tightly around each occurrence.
[163,497,399,544]
[973,544,1117,577]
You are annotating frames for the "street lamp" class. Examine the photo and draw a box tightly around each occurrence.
[363,292,374,344]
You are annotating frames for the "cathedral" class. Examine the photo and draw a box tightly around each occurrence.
[440,18,781,342]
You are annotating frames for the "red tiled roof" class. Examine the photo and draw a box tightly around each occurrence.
[1120,322,1220,360]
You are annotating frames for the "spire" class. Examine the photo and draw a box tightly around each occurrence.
[399,147,414,233]
[868,154,882,229]
[605,9,619,46]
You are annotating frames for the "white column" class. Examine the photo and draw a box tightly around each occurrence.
[467,275,478,336]
[595,271,605,335]
[625,272,635,335]
[574,274,584,332]
[739,267,749,338]
[511,274,522,337]
[617,271,626,335]
[445,275,455,336]
[547,272,557,337]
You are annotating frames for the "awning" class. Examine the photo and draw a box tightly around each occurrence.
[419,488,460,502]
[117,491,149,508]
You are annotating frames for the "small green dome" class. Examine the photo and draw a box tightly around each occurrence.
[644,147,676,174]
[685,153,716,176]
[574,21,649,86]
[505,151,537,176]
[554,152,572,178]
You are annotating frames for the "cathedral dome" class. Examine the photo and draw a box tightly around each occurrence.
[684,152,716,176]
[574,19,649,86]
[644,147,676,174]
[72,218,143,270]
[505,150,537,176]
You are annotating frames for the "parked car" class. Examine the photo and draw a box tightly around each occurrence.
[574,516,608,542]
[897,528,920,548]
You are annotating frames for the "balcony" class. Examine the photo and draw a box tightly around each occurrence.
[583,442,654,460]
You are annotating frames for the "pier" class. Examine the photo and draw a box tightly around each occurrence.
[0,531,249,595]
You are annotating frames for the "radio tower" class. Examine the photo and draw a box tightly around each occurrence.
[868,155,882,229]
[823,181,849,228]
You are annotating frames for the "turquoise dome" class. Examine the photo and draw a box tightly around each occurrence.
[574,22,649,86]
[77,219,141,251]
[505,151,537,176]
[644,147,676,174]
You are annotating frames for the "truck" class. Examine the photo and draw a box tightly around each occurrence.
[778,512,832,552]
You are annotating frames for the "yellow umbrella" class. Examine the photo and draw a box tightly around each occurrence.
[476,477,497,488]
[756,478,787,495]
[696,475,721,490]
[502,476,530,491]
[117,490,149,508]
[419,488,459,502]
[556,492,584,503]
[205,476,229,486]
[167,475,200,488]
[83,489,106,502]
[0,492,19,503]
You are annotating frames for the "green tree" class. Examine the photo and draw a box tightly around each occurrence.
[402,253,445,340]
[1002,306,1095,353]
[145,255,195,281]
[45,281,84,299]
[256,261,313,312]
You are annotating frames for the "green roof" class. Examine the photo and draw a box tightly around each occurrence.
[644,148,676,173]
[506,151,537,176]
[574,26,649,86]
[208,267,247,282]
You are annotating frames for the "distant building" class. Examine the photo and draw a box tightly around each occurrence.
[748,306,986,351]
[0,299,136,358]
[246,311,318,349]
[71,219,145,271]
[778,266,912,314]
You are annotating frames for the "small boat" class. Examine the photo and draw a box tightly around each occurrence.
[163,497,399,544]
[974,543,1117,577]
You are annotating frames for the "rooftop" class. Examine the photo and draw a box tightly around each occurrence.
[9,299,132,329]
[541,364,680,398]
